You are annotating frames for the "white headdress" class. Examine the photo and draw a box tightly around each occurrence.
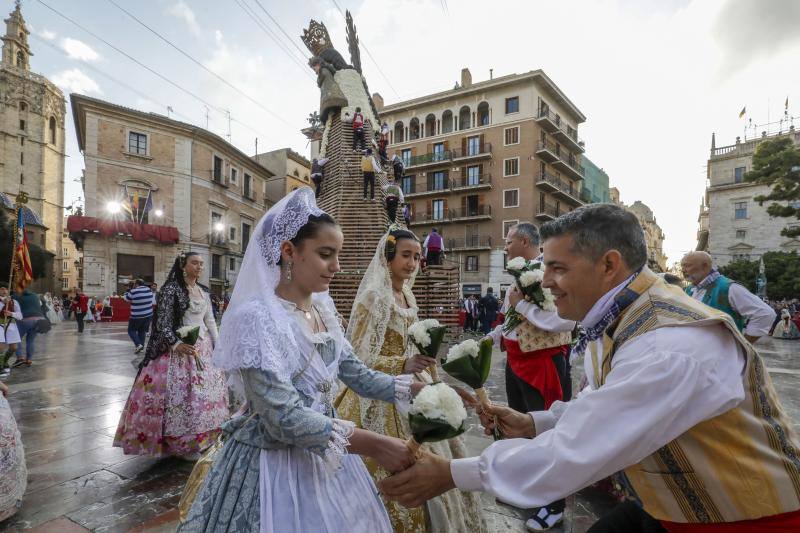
[212,187,343,386]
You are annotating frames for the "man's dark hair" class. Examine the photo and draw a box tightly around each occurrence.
[135,279,145,286]
[486,287,493,293]
[512,222,539,247]
[432,228,438,233]
[540,204,647,270]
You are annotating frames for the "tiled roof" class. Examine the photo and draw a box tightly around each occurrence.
[0,192,44,226]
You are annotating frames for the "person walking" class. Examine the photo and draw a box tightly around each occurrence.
[11,285,43,368]
[310,156,329,198]
[464,294,479,332]
[124,279,154,354]
[478,287,499,335]
[383,179,404,224]
[402,203,412,227]
[391,153,405,181]
[352,106,365,150]
[361,148,380,201]
[681,251,775,343]
[0,285,22,378]
[72,291,89,333]
[423,228,444,265]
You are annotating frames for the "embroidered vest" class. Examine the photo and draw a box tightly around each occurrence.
[600,270,800,523]
[686,275,746,332]
[514,317,571,353]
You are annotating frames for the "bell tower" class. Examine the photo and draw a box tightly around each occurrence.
[2,0,32,70]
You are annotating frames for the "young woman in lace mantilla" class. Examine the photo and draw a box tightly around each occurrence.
[179,188,425,533]
[114,252,228,458]
[337,228,487,533]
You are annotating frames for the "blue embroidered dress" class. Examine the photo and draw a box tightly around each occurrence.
[180,298,411,533]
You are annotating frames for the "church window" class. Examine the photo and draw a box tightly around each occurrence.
[49,117,56,144]
[734,201,748,219]
[128,131,147,155]
[20,152,23,165]
[19,173,23,184]
[19,102,26,111]
[19,119,25,131]
[16,50,24,67]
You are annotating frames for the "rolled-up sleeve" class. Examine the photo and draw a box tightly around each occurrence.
[515,301,575,332]
[728,283,776,337]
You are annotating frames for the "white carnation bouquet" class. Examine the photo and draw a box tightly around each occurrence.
[408,318,446,381]
[443,338,501,439]
[503,258,556,333]
[176,325,203,371]
[406,382,467,456]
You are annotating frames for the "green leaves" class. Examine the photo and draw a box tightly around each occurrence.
[408,413,465,444]
[442,337,493,389]
[411,325,446,358]
[744,136,800,238]
[178,325,201,346]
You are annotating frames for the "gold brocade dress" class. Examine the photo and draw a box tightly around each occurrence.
[337,300,486,533]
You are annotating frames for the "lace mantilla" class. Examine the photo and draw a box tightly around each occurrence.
[324,418,355,470]
[393,374,413,415]
[257,187,323,265]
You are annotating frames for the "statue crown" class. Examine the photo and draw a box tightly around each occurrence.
[301,20,333,56]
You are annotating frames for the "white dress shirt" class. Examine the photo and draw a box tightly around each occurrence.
[450,284,747,509]
[487,292,575,344]
[689,283,775,337]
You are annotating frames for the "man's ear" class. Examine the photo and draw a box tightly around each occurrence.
[601,249,624,279]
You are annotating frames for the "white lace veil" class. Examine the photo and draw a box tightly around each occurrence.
[346,230,419,367]
[212,187,343,392]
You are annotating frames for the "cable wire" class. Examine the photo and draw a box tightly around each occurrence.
[105,0,290,125]
[252,0,310,60]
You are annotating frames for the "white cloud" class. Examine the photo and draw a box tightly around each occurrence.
[51,68,102,95]
[167,0,201,36]
[39,29,56,41]
[61,38,100,62]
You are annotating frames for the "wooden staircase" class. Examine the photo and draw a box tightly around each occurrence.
[316,114,460,331]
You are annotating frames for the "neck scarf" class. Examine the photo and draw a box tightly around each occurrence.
[571,268,644,360]
[695,267,721,291]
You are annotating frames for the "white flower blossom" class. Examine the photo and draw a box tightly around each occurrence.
[541,289,557,312]
[408,319,441,347]
[519,269,544,287]
[445,338,479,363]
[410,382,467,430]
[176,325,195,337]
[506,256,527,272]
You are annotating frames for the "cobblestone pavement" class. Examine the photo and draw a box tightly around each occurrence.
[1,321,798,532]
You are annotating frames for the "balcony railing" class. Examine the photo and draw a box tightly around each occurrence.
[208,233,226,247]
[451,205,492,220]
[537,109,584,152]
[580,188,594,203]
[536,140,584,180]
[535,172,582,205]
[535,203,559,220]
[409,211,451,224]
[406,174,492,197]
[407,143,493,168]
[451,173,492,190]
[535,140,560,163]
[447,235,492,250]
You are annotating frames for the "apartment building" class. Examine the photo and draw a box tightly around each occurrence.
[254,147,312,200]
[378,68,586,295]
[700,127,800,266]
[69,94,275,298]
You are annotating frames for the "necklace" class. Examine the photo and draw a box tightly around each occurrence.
[294,304,313,321]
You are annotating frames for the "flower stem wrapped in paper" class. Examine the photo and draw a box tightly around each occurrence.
[408,318,446,382]
[502,257,556,333]
[443,338,502,439]
[176,325,204,371]
[406,382,467,457]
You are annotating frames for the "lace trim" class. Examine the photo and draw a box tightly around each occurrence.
[393,374,413,415]
[323,418,355,470]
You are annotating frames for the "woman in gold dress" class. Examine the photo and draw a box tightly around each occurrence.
[337,228,486,533]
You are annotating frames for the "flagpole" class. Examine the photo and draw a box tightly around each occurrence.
[5,192,28,331]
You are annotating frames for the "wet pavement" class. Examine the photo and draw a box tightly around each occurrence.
[1,321,798,532]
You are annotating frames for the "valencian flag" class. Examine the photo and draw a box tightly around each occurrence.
[14,208,33,290]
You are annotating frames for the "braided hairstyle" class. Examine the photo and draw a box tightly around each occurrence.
[167,251,201,291]
[384,228,420,262]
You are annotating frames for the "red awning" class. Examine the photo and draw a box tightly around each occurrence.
[67,215,180,245]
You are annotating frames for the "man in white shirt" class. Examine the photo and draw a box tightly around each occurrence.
[681,251,775,343]
[379,204,800,531]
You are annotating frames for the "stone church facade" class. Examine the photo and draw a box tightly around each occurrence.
[0,2,66,292]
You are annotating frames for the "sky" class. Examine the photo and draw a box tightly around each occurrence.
[16,0,800,264]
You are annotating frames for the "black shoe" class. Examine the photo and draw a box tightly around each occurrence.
[11,359,25,368]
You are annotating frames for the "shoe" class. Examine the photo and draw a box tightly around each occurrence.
[0,368,10,379]
[525,506,564,531]
[135,345,144,354]
[11,359,25,368]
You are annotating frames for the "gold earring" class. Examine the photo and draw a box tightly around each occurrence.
[286,261,293,282]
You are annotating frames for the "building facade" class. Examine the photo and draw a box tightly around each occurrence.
[254,148,312,200]
[581,156,610,204]
[69,94,274,298]
[60,214,80,293]
[0,2,66,291]
[703,128,800,266]
[378,68,586,296]
[626,200,667,272]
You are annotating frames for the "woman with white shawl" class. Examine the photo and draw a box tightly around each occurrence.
[337,227,486,533]
[179,188,422,533]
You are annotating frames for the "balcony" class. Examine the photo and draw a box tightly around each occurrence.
[552,155,585,180]
[535,108,562,133]
[535,172,583,206]
[208,233,227,248]
[580,188,594,203]
[451,205,492,221]
[451,142,492,162]
[537,109,584,153]
[409,211,451,226]
[405,179,451,199]
[407,150,452,169]
[447,235,492,251]
[451,173,492,192]
[535,203,559,221]
[535,140,559,163]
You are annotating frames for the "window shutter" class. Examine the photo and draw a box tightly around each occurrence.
[461,137,466,153]
[444,199,448,217]
[443,140,449,151]
[479,133,485,151]
[427,199,432,216]
[461,196,467,211]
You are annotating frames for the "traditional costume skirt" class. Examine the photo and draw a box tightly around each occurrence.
[113,336,228,457]
[505,339,568,409]
[0,394,26,522]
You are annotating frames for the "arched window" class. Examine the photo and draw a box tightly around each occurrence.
[441,110,453,134]
[393,121,405,143]
[477,102,490,126]
[409,118,420,140]
[458,106,471,130]
[49,117,56,145]
[16,51,24,67]
[425,114,436,137]
[19,102,26,112]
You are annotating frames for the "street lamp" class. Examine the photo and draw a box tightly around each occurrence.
[153,208,164,218]
[106,201,121,214]
[213,222,225,233]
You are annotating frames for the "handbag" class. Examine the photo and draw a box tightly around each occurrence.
[36,317,52,334]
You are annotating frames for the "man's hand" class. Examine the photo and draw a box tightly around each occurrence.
[480,404,535,439]
[377,450,455,508]
[451,385,480,409]
[403,355,437,374]
[508,285,523,307]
